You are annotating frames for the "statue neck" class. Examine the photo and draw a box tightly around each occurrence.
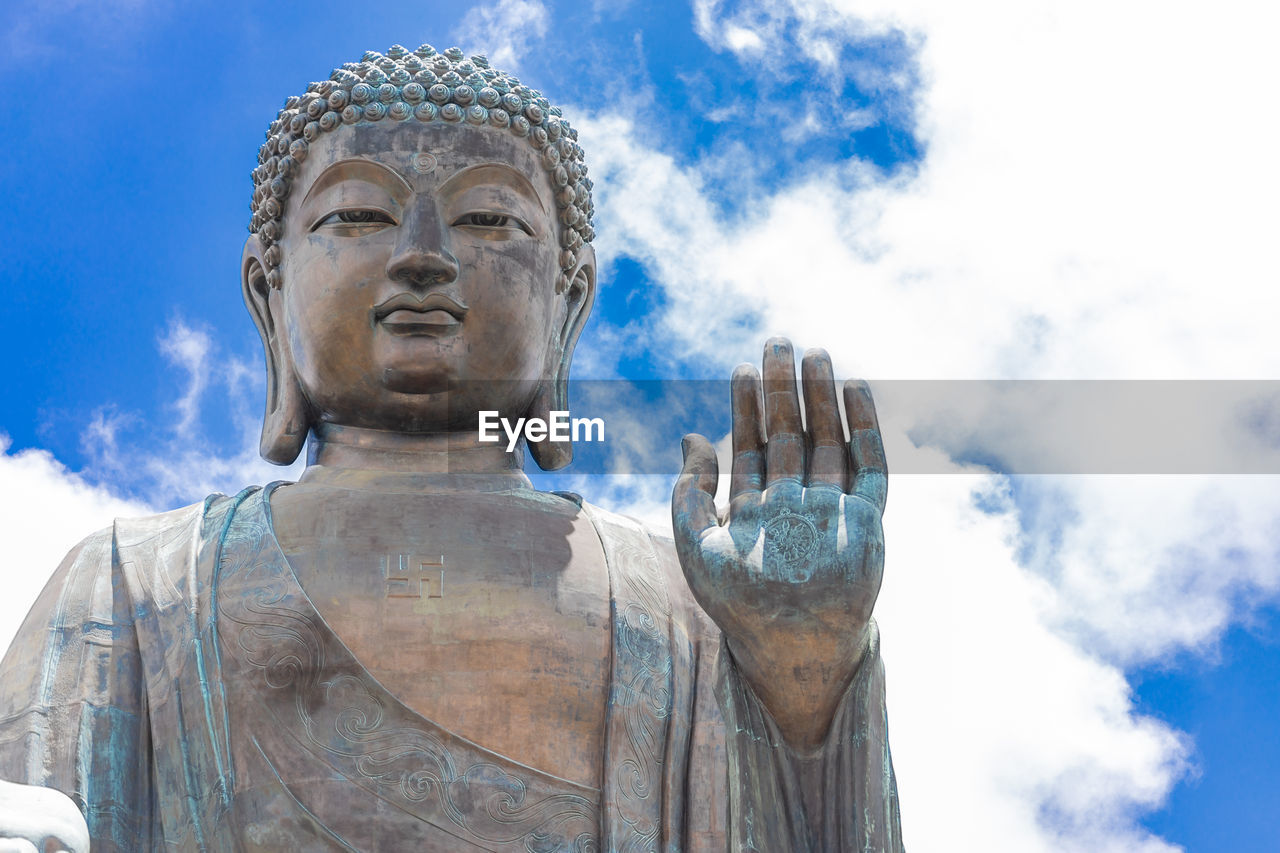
[301,422,532,494]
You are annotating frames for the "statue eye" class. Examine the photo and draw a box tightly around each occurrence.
[454,212,531,234]
[314,209,396,231]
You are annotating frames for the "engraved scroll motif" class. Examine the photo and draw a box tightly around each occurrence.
[585,507,677,853]
[215,488,599,853]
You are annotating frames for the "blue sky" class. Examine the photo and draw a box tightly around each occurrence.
[2,0,1279,850]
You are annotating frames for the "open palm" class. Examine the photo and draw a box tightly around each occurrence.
[672,338,888,751]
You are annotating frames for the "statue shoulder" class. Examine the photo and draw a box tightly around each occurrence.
[576,499,718,638]
[55,491,248,557]
[14,499,210,625]
[104,487,284,569]
[576,499,674,550]
[10,492,247,646]
[110,491,253,549]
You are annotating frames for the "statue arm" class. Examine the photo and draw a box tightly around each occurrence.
[672,339,904,849]
[0,527,149,852]
[713,621,903,852]
[656,535,903,851]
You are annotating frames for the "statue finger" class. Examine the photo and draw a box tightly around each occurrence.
[802,347,847,490]
[673,433,721,540]
[730,363,765,501]
[843,379,888,513]
[0,840,39,853]
[762,337,804,488]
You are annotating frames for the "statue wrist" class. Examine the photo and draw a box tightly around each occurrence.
[724,626,871,753]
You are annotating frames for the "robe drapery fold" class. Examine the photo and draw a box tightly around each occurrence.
[0,487,904,851]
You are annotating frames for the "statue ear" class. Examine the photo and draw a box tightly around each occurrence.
[528,245,597,471]
[242,235,310,465]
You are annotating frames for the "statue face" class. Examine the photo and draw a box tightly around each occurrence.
[267,120,582,433]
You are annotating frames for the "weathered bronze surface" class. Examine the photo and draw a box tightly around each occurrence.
[0,45,903,852]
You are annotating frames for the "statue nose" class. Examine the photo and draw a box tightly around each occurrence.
[386,244,460,287]
[386,203,460,287]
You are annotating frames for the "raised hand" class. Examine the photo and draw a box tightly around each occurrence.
[672,338,887,752]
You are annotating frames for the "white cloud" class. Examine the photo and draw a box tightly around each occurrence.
[1029,475,1280,665]
[0,436,153,659]
[878,471,1189,853]
[569,0,1280,848]
[693,0,919,117]
[569,437,1191,852]
[588,0,1280,646]
[80,316,303,509]
[0,314,299,659]
[636,0,1280,380]
[723,24,764,53]
[451,0,550,73]
[575,0,1280,657]
[158,319,212,438]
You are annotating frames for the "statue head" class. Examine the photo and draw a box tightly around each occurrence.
[241,44,597,470]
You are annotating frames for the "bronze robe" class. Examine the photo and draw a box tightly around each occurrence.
[0,486,903,851]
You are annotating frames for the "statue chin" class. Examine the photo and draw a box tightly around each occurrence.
[381,365,450,395]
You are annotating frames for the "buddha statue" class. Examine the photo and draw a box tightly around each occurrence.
[0,45,903,852]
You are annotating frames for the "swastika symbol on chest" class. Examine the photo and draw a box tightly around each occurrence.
[383,553,445,599]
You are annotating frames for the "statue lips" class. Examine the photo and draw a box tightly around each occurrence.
[373,292,469,337]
